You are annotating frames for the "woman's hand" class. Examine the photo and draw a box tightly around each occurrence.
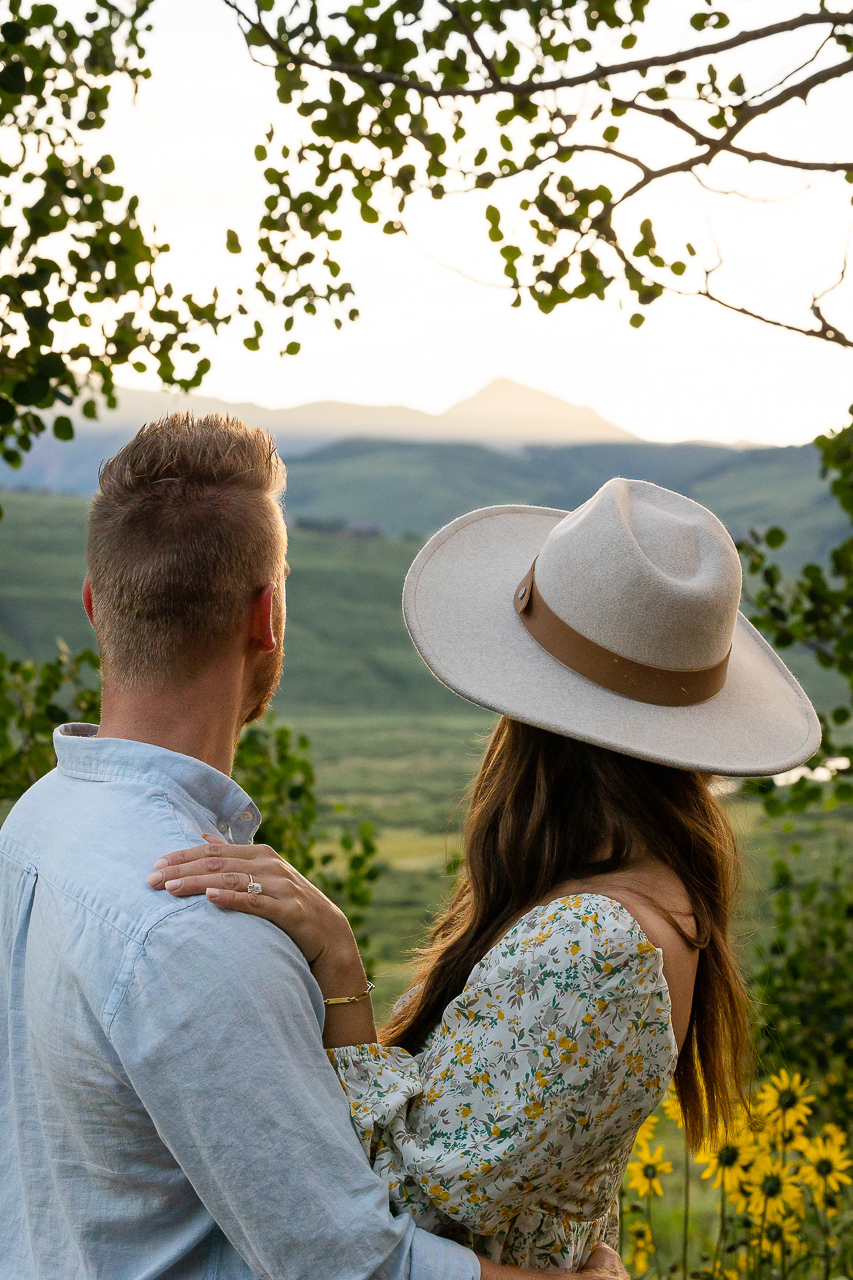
[146,840,367,1005]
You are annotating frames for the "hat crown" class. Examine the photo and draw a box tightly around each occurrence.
[534,478,742,672]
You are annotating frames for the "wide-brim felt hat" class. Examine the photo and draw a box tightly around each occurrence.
[402,478,820,777]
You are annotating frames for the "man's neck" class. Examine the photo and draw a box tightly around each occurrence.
[97,660,247,776]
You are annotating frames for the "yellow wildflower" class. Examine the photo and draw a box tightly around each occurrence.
[799,1132,853,1199]
[752,1218,804,1262]
[626,1143,673,1198]
[754,1070,815,1138]
[634,1114,658,1148]
[745,1155,804,1224]
[625,1221,654,1275]
[661,1088,683,1128]
[695,1128,759,1194]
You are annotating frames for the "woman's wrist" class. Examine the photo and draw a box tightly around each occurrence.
[311,941,367,1002]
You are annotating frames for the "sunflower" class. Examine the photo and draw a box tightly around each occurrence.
[626,1143,673,1198]
[753,1217,804,1262]
[799,1133,853,1200]
[625,1221,654,1275]
[661,1087,683,1129]
[695,1128,760,1194]
[633,1114,658,1148]
[755,1070,815,1138]
[745,1155,804,1223]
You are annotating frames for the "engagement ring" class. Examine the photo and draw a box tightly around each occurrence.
[247,875,262,895]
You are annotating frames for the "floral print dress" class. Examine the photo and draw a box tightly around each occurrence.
[328,894,678,1271]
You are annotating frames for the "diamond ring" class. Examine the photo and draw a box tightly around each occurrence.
[247,875,263,895]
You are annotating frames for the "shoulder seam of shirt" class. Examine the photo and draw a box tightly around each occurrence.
[102,894,209,1034]
[0,835,37,875]
[1,793,214,949]
[101,792,222,1028]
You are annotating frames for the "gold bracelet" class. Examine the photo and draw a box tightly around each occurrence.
[324,981,375,1006]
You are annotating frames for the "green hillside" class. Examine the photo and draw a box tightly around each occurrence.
[281,439,840,574]
[0,481,847,718]
[0,490,467,714]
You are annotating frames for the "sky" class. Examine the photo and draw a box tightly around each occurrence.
[85,0,853,446]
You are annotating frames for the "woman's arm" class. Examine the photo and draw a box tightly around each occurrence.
[147,840,377,1049]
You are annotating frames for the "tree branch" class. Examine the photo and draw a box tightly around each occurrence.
[224,0,853,102]
[697,286,853,348]
[439,0,501,86]
[621,98,853,172]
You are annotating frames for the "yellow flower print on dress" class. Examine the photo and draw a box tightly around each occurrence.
[328,894,677,1270]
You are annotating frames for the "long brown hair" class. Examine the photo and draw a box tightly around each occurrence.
[382,716,751,1149]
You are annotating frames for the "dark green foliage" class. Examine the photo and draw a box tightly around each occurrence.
[0,1,227,481]
[754,866,853,1119]
[0,640,99,799]
[739,414,853,811]
[738,414,853,1113]
[233,723,380,971]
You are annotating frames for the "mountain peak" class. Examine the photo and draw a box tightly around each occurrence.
[438,378,637,443]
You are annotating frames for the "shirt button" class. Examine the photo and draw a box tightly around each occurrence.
[216,820,229,834]
[238,809,253,822]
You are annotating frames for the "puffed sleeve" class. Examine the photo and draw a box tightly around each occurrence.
[328,897,677,1237]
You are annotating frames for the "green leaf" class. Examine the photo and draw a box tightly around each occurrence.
[0,61,27,95]
[1,22,27,43]
[485,205,503,243]
[629,313,645,328]
[226,229,242,254]
[53,416,73,441]
[765,526,786,549]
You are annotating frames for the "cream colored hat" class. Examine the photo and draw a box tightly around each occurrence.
[403,478,820,776]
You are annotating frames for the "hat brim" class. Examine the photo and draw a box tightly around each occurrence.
[403,505,821,777]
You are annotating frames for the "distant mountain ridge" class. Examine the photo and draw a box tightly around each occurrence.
[31,377,637,449]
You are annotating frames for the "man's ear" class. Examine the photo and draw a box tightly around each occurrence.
[249,583,278,653]
[82,578,95,627]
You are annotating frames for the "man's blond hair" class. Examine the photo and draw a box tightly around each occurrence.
[87,413,286,687]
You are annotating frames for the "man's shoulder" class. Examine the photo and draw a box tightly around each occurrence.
[1,767,213,944]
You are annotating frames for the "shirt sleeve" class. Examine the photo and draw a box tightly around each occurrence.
[106,900,480,1280]
[329,901,675,1234]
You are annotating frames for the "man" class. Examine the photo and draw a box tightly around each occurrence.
[0,414,630,1279]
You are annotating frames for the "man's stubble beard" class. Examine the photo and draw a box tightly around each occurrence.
[242,594,285,726]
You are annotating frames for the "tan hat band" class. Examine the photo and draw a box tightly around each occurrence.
[513,562,730,707]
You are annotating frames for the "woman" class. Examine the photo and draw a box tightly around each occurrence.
[150,478,820,1270]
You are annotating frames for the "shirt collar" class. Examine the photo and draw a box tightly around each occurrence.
[54,724,261,844]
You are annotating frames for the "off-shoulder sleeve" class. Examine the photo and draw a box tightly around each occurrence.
[328,897,677,1237]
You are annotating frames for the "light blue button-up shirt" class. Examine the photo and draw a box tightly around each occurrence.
[0,725,480,1280]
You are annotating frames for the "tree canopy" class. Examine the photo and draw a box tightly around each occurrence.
[1,1,851,463]
[0,1,227,480]
[228,1,853,350]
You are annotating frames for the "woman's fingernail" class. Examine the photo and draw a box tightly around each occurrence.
[147,871,164,887]
[154,857,169,870]
[164,879,183,891]
[206,888,221,900]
